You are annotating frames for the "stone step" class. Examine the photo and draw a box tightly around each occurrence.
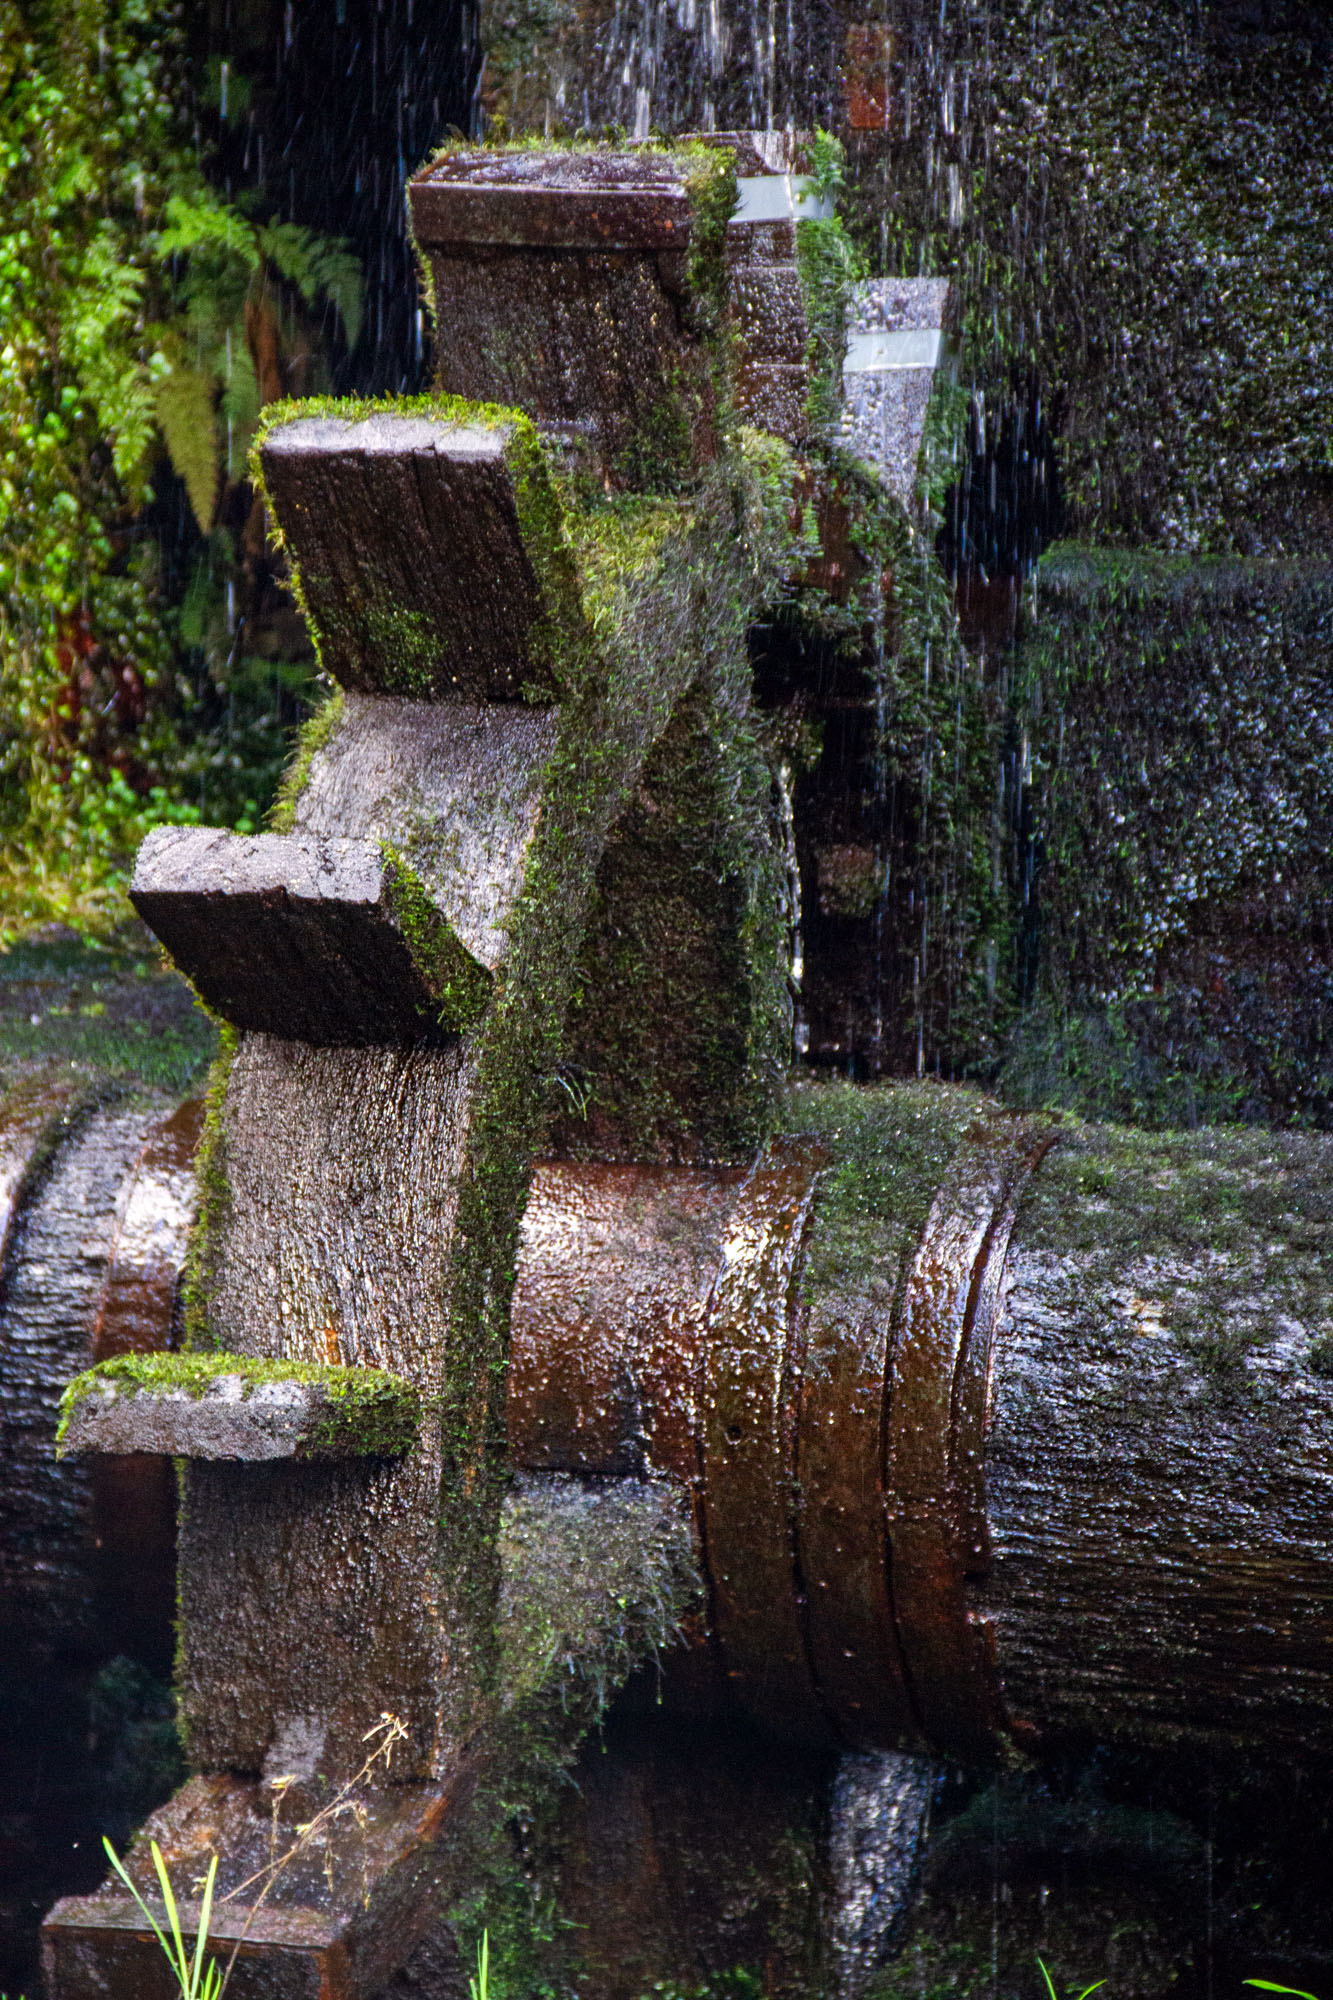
[57,1355,422,1462]
[131,826,491,1044]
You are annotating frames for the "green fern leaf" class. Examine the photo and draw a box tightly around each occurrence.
[258,222,321,304]
[155,368,220,531]
[260,222,363,349]
[220,339,261,476]
[157,193,260,272]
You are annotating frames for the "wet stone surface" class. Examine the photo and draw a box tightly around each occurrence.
[131,826,493,1044]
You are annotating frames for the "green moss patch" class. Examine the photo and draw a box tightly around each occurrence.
[381,845,493,1035]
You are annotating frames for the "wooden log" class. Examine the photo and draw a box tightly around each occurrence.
[131,827,493,1044]
[258,412,579,699]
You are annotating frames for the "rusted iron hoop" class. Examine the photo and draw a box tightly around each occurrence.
[885,1116,1058,1761]
[507,1160,741,1482]
[796,1299,920,1750]
[698,1136,832,1743]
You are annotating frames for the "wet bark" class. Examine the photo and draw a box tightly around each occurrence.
[186,1037,475,1776]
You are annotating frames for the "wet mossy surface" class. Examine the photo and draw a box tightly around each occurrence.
[381,846,494,1036]
[782,1074,987,1310]
[58,1350,423,1458]
[999,545,1333,1128]
[174,359,804,1793]
[266,683,345,834]
[846,0,1333,558]
[1008,1114,1333,1376]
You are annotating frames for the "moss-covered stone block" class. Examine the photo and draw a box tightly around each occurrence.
[58,1352,422,1461]
[407,144,737,491]
[257,406,584,699]
[130,826,492,1044]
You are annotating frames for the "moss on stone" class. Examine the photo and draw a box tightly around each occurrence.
[250,391,587,699]
[546,435,803,1162]
[179,1022,236,1352]
[795,132,862,439]
[381,844,493,1035]
[447,1475,701,2000]
[1004,543,1333,1127]
[782,1075,989,1314]
[1009,1114,1333,1377]
[266,684,345,834]
[58,1350,422,1456]
[848,1,1333,556]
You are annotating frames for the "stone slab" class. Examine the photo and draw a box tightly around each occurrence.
[131,825,490,1045]
[59,1363,421,1462]
[409,147,692,250]
[841,279,953,503]
[43,1769,458,2000]
[260,412,565,700]
[289,693,557,973]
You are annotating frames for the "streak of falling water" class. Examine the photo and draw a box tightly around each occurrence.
[775,759,807,1056]
[0,1099,193,1661]
[827,1752,938,1998]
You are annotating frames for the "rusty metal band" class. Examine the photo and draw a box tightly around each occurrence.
[698,1135,832,1743]
[507,1160,742,1481]
[796,1295,920,1749]
[885,1116,1058,1761]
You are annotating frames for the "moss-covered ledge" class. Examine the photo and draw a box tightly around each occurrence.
[57,1352,422,1462]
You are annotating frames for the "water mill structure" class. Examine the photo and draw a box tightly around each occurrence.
[1,26,1331,1996]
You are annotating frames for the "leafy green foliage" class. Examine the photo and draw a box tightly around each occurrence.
[795,131,864,436]
[0,0,357,937]
[1037,1958,1104,2000]
[155,189,362,512]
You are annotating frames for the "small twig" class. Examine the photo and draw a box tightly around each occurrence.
[212,1712,408,1997]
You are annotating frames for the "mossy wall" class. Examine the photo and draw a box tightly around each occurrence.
[848,0,1333,557]
[1001,546,1333,1127]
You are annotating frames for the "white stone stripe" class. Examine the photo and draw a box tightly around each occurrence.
[844,328,944,372]
[733,175,834,223]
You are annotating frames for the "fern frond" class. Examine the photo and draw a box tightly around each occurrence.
[308,239,363,349]
[155,368,220,532]
[220,339,261,476]
[158,193,259,272]
[258,221,321,304]
[260,224,363,348]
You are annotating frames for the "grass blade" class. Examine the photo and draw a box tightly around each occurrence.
[151,1840,190,1989]
[191,1853,219,2000]
[102,1837,174,1967]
